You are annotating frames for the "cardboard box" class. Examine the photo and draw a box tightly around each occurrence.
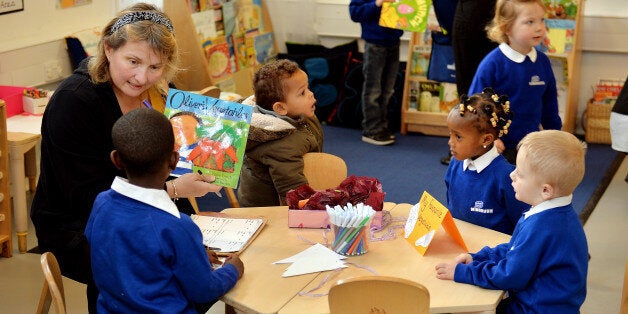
[23,95,51,115]
[288,210,383,229]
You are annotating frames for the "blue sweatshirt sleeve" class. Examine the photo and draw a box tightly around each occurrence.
[539,55,562,130]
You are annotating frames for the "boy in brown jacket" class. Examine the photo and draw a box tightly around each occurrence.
[237,59,324,206]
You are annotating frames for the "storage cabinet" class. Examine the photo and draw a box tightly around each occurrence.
[0,100,12,257]
[400,0,583,136]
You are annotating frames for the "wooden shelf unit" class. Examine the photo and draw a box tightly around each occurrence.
[0,100,13,257]
[164,0,277,96]
[400,0,583,136]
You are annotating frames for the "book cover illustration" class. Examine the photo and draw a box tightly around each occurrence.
[409,44,431,77]
[418,80,440,112]
[205,39,232,80]
[408,80,419,111]
[439,82,459,113]
[537,0,578,54]
[165,88,252,189]
[379,0,432,33]
[253,32,276,65]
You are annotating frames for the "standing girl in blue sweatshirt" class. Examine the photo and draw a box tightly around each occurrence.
[445,88,528,234]
[469,0,562,164]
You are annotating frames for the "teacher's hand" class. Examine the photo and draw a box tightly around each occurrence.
[170,172,223,198]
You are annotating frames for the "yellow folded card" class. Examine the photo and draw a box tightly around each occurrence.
[404,191,468,255]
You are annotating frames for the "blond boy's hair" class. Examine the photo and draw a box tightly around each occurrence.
[487,0,545,44]
[517,130,586,196]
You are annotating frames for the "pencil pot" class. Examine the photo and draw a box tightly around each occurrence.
[330,223,370,256]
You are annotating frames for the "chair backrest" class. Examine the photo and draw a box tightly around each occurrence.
[303,152,348,190]
[328,276,429,314]
[37,252,66,314]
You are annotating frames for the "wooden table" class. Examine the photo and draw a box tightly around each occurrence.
[7,131,40,253]
[219,203,510,314]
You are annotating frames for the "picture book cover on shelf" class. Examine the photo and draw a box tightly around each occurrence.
[165,88,253,189]
[418,80,440,112]
[379,0,432,33]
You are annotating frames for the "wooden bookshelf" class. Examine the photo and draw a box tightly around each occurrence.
[0,100,12,257]
[400,0,584,136]
[164,0,277,97]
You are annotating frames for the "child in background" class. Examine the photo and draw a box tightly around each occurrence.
[436,130,588,313]
[350,0,403,145]
[469,0,562,163]
[445,88,527,234]
[86,108,244,313]
[237,59,324,207]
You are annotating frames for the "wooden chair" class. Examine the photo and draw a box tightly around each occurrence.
[328,276,429,314]
[36,252,66,314]
[303,152,348,190]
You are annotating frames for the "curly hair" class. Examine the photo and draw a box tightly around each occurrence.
[486,0,545,44]
[112,108,174,177]
[88,3,179,84]
[253,59,301,110]
[457,87,513,138]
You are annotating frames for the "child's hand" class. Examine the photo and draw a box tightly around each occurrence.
[494,139,505,154]
[169,173,223,198]
[435,261,456,280]
[224,253,244,279]
[454,253,473,264]
[206,249,222,267]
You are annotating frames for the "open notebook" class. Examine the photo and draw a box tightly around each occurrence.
[191,214,266,255]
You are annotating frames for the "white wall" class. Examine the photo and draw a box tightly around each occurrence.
[1,0,626,133]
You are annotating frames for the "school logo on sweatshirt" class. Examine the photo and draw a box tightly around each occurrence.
[470,201,494,214]
[529,75,546,86]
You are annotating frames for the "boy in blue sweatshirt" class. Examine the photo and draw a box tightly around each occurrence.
[436,130,588,313]
[85,108,244,313]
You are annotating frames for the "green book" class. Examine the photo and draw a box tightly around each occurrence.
[379,0,432,33]
[164,88,252,188]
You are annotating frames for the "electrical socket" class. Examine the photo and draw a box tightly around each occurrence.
[43,60,63,81]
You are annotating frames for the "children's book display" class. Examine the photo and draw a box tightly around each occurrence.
[379,0,432,33]
[164,88,252,189]
[191,214,266,255]
[404,191,467,255]
[536,0,578,54]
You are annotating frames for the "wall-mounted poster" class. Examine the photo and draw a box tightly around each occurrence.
[0,0,24,15]
[59,0,92,9]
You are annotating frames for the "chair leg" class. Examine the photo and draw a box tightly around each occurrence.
[36,281,52,314]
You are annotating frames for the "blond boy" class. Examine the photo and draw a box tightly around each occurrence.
[436,130,588,313]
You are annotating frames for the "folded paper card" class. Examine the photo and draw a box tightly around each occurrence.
[274,243,346,277]
[404,191,468,255]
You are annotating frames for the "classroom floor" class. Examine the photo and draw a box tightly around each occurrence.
[0,157,626,313]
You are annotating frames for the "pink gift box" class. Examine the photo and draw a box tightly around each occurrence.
[288,209,383,229]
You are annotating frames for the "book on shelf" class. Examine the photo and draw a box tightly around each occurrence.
[204,38,232,80]
[407,80,420,111]
[191,214,267,255]
[191,9,218,41]
[439,82,458,113]
[537,0,578,54]
[379,0,432,33]
[164,88,252,189]
[418,80,440,112]
[409,44,431,77]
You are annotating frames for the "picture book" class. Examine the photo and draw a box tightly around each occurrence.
[222,0,237,36]
[205,40,232,80]
[165,88,252,189]
[379,0,432,33]
[418,80,440,112]
[409,44,431,77]
[439,82,458,113]
[407,80,419,111]
[253,32,276,65]
[231,33,248,71]
[191,9,218,42]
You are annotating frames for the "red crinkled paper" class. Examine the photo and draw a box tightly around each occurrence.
[286,175,385,211]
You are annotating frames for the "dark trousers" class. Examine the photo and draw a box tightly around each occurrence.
[452,0,498,96]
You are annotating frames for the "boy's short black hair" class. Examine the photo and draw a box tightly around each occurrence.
[112,108,174,176]
[253,59,301,110]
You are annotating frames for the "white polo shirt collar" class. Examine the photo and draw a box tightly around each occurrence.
[111,176,180,218]
[463,145,499,173]
[499,42,538,63]
[524,195,572,219]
